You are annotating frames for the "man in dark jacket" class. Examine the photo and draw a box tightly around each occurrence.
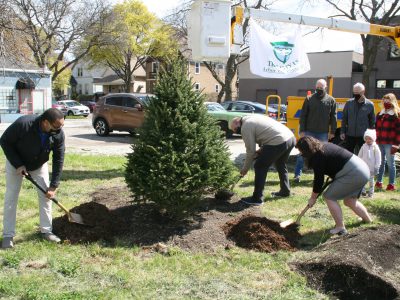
[0,108,65,248]
[294,79,337,182]
[340,82,375,154]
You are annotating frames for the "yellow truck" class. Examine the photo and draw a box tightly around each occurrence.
[285,95,386,139]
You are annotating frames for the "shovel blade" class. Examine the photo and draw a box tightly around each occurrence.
[280,219,294,228]
[67,212,85,225]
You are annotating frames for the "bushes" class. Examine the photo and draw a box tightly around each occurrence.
[125,59,235,219]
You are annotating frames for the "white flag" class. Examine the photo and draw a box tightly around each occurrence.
[249,19,310,78]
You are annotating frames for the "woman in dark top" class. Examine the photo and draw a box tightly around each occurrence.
[296,136,372,235]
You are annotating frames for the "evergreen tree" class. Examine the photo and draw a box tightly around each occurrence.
[125,59,235,219]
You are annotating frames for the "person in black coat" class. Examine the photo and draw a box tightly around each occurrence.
[0,108,65,248]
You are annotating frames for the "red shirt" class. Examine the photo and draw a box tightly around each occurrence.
[376,112,400,145]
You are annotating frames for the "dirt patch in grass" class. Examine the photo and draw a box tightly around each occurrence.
[293,225,400,300]
[52,185,300,252]
[223,214,301,252]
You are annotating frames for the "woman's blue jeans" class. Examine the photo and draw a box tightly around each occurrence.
[294,131,328,177]
[377,144,396,185]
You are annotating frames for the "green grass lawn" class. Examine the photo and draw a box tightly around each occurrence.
[0,151,398,299]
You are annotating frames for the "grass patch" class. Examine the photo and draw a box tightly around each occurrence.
[0,150,398,299]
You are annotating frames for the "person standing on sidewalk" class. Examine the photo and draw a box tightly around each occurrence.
[340,82,375,154]
[294,79,337,183]
[375,93,400,191]
[230,114,296,206]
[0,108,65,248]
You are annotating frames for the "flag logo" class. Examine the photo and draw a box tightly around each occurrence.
[270,42,294,64]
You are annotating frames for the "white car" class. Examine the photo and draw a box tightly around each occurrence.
[58,100,90,117]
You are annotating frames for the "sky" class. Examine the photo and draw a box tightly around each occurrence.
[124,0,364,54]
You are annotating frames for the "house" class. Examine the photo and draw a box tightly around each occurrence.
[0,59,52,123]
[145,58,237,101]
[72,61,147,97]
[238,51,364,104]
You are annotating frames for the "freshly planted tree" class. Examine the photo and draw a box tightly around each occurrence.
[125,59,236,219]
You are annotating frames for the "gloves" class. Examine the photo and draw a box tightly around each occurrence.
[390,145,399,155]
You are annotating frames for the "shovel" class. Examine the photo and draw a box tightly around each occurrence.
[24,173,85,226]
[215,175,244,201]
[280,178,333,228]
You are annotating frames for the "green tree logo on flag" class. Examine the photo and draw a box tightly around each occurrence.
[270,41,294,64]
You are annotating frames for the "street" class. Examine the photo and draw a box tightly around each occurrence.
[0,116,249,161]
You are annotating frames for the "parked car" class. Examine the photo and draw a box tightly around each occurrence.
[51,100,67,115]
[57,100,90,117]
[92,93,153,136]
[267,103,287,121]
[221,100,280,119]
[79,100,96,113]
[205,102,250,138]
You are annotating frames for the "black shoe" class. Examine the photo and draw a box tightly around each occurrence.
[240,196,263,206]
[293,176,300,183]
[271,191,291,198]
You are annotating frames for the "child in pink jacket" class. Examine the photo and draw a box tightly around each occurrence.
[358,129,381,197]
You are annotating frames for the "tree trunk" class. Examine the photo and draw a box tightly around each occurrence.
[223,55,237,101]
[361,35,381,97]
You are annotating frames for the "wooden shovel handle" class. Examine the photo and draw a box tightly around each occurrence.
[24,173,69,215]
[295,205,310,223]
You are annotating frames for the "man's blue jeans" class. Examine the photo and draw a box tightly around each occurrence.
[294,131,328,178]
[377,144,396,185]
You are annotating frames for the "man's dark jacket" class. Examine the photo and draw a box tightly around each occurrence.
[340,98,375,137]
[0,115,65,188]
[299,92,337,134]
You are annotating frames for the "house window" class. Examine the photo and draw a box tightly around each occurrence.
[215,84,219,93]
[152,62,159,73]
[77,67,83,77]
[194,83,200,91]
[393,80,400,88]
[0,88,17,111]
[377,80,386,88]
[195,62,200,74]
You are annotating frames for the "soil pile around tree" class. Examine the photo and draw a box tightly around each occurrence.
[52,185,301,252]
[223,214,301,252]
[293,225,400,300]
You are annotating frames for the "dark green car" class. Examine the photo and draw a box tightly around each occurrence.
[205,102,251,138]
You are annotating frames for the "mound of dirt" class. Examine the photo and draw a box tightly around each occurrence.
[53,186,302,253]
[52,202,128,243]
[293,225,400,300]
[223,214,301,252]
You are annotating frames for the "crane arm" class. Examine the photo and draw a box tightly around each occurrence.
[233,7,400,47]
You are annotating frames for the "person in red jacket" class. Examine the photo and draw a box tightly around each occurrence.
[375,93,400,191]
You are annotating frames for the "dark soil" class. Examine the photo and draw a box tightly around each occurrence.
[293,225,400,300]
[223,214,301,252]
[52,185,301,253]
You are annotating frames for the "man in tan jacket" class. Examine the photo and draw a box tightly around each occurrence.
[231,114,296,205]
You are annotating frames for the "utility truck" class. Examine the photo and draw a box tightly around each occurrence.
[187,0,400,137]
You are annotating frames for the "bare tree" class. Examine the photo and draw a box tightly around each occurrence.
[322,0,400,93]
[2,0,111,81]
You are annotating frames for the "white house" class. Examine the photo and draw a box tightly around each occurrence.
[72,61,147,95]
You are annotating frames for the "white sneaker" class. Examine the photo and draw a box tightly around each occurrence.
[42,233,61,243]
[2,237,14,249]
